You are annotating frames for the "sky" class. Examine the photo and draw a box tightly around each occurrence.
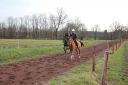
[0,0,128,31]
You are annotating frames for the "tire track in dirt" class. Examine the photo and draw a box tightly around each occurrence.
[0,41,117,85]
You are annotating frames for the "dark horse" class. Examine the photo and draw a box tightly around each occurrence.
[67,37,84,60]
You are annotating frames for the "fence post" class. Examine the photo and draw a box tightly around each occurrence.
[106,40,109,50]
[17,39,20,48]
[112,43,114,54]
[112,46,114,54]
[120,39,121,47]
[116,42,118,51]
[92,46,96,72]
[100,50,109,85]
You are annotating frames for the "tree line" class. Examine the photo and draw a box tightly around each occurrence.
[0,8,128,40]
[85,21,128,40]
[0,8,86,40]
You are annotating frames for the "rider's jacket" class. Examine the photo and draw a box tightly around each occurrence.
[71,32,77,40]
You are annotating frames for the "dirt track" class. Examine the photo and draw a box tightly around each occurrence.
[0,41,117,85]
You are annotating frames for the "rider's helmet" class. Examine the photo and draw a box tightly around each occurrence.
[65,32,68,36]
[72,29,75,32]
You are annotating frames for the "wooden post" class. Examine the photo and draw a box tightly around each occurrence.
[107,40,109,50]
[120,39,121,46]
[92,46,96,72]
[17,39,20,48]
[112,43,114,54]
[100,50,109,85]
[116,42,117,51]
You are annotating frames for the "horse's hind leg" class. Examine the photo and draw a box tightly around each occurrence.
[78,54,80,58]
[76,48,78,55]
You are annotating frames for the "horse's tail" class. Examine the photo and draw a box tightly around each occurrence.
[79,41,84,47]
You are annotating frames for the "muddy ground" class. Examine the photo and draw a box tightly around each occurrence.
[0,42,116,85]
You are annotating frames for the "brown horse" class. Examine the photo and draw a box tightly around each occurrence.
[67,37,84,60]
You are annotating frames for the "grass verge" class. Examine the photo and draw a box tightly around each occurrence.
[0,40,105,64]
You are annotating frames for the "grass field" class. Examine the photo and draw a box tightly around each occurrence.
[107,42,128,85]
[0,39,105,49]
[48,41,128,85]
[0,39,106,64]
[0,39,62,49]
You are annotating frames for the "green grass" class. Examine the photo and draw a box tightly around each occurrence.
[0,39,62,49]
[48,55,102,85]
[48,42,128,85]
[0,46,63,64]
[84,40,106,47]
[0,39,105,64]
[107,42,128,85]
[0,39,105,49]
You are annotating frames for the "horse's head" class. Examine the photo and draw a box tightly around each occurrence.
[67,37,73,47]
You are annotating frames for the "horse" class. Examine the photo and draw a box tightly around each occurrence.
[67,37,84,60]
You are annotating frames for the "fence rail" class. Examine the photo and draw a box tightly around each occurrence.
[90,40,122,85]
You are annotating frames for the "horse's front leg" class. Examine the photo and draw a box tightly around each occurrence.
[70,51,74,60]
[77,48,80,58]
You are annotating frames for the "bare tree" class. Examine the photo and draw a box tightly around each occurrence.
[109,21,121,40]
[54,8,68,39]
[92,24,100,40]
[7,17,17,38]
[19,17,24,38]
[23,16,31,38]
[125,25,128,39]
[61,18,86,39]
[104,30,108,40]
[38,14,44,39]
[38,14,49,39]
[31,15,39,39]
[18,17,28,39]
[0,23,2,38]
[110,21,120,30]
[49,14,57,39]
[0,22,6,38]
[79,24,87,40]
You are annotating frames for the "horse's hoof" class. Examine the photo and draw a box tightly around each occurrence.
[71,56,73,60]
[71,55,74,60]
[78,56,80,58]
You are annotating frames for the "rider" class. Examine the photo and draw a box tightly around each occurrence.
[63,32,69,53]
[70,29,78,47]
[63,32,69,46]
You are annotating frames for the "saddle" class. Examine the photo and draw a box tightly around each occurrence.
[74,40,84,47]
[74,40,78,47]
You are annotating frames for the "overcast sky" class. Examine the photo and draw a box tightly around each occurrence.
[0,0,128,31]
